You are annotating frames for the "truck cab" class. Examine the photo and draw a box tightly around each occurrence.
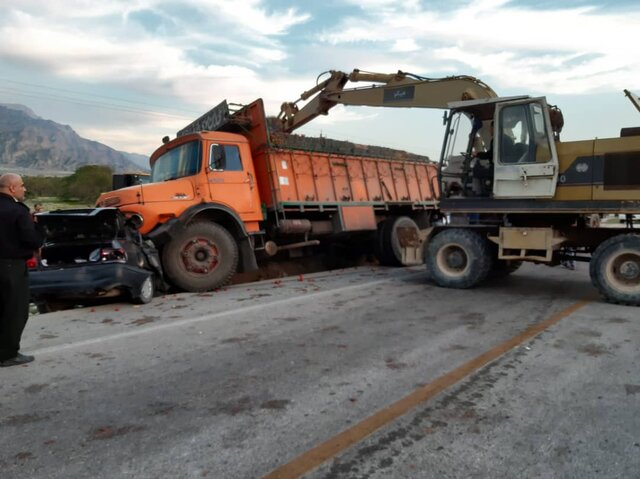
[98,129,264,293]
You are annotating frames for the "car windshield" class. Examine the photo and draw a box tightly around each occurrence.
[151,140,201,182]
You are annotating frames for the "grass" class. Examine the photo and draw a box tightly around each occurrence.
[27,197,95,212]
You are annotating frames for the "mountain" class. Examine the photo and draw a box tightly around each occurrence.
[0,104,149,175]
[121,151,150,170]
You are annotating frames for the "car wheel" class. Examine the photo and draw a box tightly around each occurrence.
[425,228,493,289]
[162,222,239,292]
[133,275,155,304]
[590,234,640,306]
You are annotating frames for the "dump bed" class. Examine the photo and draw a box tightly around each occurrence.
[253,148,438,210]
[215,99,439,212]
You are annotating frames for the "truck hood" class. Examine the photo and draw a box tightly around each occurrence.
[98,179,195,207]
[138,178,195,203]
[37,208,124,242]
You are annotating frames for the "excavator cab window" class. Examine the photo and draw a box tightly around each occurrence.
[497,102,552,165]
[498,105,532,164]
[440,110,495,198]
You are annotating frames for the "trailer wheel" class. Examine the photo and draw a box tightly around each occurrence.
[589,234,640,306]
[162,222,239,292]
[376,216,420,266]
[425,229,493,289]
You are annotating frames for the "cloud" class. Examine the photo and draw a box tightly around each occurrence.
[1,0,638,159]
[187,0,310,36]
[300,104,378,126]
[391,39,419,53]
[318,1,640,94]
[0,1,309,78]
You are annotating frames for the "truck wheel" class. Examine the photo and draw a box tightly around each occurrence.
[132,275,155,304]
[589,234,640,306]
[376,216,420,266]
[425,229,493,289]
[162,222,239,292]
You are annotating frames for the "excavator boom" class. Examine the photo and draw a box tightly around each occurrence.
[279,69,497,132]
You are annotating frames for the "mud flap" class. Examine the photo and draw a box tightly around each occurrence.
[398,227,432,266]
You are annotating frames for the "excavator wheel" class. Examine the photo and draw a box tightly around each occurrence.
[162,222,239,292]
[375,216,420,266]
[425,228,493,289]
[589,234,640,306]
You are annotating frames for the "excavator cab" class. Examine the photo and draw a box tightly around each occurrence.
[440,96,559,201]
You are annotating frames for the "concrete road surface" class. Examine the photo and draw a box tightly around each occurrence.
[1,263,638,479]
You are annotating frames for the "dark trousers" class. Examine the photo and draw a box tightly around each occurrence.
[0,258,30,360]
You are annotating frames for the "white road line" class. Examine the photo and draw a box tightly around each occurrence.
[32,272,423,356]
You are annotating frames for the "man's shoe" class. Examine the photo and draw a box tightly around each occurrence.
[0,353,35,367]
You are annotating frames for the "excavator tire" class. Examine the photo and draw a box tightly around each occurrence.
[589,234,640,306]
[425,228,493,289]
[162,222,239,292]
[376,216,419,266]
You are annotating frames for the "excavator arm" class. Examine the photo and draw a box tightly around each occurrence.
[278,69,497,132]
[625,89,640,114]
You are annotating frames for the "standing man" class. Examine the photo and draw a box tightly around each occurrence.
[0,173,43,367]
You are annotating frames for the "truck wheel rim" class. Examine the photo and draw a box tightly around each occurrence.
[436,243,469,277]
[605,250,640,293]
[180,238,219,274]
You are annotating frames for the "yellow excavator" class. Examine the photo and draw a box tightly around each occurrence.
[279,70,640,305]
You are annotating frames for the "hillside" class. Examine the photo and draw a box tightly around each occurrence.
[0,104,148,175]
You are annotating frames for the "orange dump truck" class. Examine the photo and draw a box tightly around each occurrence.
[97,99,439,292]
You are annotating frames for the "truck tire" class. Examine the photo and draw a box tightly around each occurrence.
[589,234,640,306]
[162,222,239,292]
[425,228,493,289]
[376,216,420,266]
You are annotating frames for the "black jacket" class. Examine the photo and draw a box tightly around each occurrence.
[0,193,44,259]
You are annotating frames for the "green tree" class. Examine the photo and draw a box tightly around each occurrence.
[24,176,65,197]
[63,165,113,203]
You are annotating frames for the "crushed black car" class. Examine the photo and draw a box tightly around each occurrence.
[29,208,163,313]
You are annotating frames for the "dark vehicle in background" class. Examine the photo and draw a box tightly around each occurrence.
[29,208,163,313]
[111,172,150,191]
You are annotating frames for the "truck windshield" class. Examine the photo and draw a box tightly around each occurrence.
[151,140,201,182]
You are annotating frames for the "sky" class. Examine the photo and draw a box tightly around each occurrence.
[0,0,639,162]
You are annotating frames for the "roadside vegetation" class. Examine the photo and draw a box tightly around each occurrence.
[24,164,112,209]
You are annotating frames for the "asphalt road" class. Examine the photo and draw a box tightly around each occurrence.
[1,263,638,479]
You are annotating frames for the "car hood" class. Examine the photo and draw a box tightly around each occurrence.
[37,208,126,243]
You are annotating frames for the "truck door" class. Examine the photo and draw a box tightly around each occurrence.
[493,98,559,198]
[205,142,261,217]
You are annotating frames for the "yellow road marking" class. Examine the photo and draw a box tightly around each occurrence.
[263,299,591,479]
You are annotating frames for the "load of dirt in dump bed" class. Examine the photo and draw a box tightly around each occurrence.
[266,117,431,163]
